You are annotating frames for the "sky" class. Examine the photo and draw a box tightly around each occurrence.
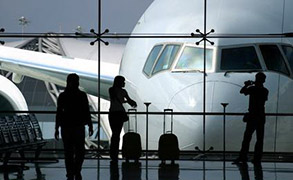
[0,0,153,37]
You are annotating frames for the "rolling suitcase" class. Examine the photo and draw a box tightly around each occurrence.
[158,109,179,164]
[122,109,142,162]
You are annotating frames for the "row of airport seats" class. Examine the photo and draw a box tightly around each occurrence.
[0,114,46,169]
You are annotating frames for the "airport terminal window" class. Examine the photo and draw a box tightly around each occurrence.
[152,44,180,74]
[175,46,213,71]
[221,46,261,70]
[260,45,289,75]
[143,45,163,76]
[281,45,293,73]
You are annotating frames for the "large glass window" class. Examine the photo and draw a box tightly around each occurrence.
[221,46,261,71]
[175,46,213,71]
[153,44,180,74]
[281,45,293,73]
[143,45,163,76]
[260,45,289,75]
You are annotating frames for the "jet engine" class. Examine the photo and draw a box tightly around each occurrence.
[0,74,28,116]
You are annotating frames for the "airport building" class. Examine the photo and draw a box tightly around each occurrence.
[1,0,293,179]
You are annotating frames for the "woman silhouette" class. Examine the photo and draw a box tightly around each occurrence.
[108,75,137,163]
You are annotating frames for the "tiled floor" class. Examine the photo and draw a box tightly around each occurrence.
[1,158,293,180]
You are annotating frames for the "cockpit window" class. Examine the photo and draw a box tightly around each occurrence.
[175,46,213,71]
[281,45,293,73]
[152,45,180,74]
[143,45,163,76]
[260,45,289,75]
[221,46,261,70]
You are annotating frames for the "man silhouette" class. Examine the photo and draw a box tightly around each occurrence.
[55,73,93,180]
[234,72,269,164]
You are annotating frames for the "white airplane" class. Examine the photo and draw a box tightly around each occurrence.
[0,0,293,152]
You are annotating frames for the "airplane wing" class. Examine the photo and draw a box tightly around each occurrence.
[0,44,123,100]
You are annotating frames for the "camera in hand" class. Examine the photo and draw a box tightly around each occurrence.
[244,80,254,86]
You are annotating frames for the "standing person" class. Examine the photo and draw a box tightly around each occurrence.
[109,75,137,164]
[55,73,93,180]
[233,72,269,164]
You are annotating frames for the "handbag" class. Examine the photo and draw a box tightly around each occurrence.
[120,110,129,122]
[243,112,251,123]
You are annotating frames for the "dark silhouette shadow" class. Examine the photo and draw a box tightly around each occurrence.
[234,72,269,164]
[33,163,46,180]
[1,162,47,180]
[0,162,29,180]
[236,162,263,180]
[110,162,119,180]
[236,163,250,180]
[108,76,137,162]
[55,73,93,180]
[122,162,141,180]
[253,163,263,180]
[158,163,180,180]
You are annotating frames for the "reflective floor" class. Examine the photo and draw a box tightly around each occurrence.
[1,158,293,180]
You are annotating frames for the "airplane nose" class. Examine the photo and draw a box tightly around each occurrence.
[168,81,246,151]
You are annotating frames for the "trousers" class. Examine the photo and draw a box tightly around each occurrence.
[109,113,124,161]
[239,120,265,161]
[61,126,85,179]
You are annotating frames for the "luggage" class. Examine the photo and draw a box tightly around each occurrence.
[158,109,179,164]
[122,109,142,162]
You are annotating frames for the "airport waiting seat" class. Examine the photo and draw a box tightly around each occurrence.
[27,114,45,142]
[0,114,47,169]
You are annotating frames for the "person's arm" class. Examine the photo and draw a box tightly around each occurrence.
[240,81,253,95]
[265,88,269,102]
[124,90,137,108]
[83,92,93,136]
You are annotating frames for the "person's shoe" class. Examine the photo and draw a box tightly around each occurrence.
[75,173,82,180]
[67,175,74,180]
[232,157,247,164]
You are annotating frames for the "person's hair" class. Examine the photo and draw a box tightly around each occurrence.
[66,73,79,90]
[255,72,266,83]
[113,75,125,88]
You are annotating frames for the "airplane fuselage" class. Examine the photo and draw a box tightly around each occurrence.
[119,0,293,151]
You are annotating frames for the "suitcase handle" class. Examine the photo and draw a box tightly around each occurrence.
[128,108,137,132]
[163,109,173,134]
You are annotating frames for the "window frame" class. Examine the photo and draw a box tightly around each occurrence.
[142,42,183,78]
[171,43,216,73]
[152,44,182,75]
[217,44,264,73]
[279,44,293,78]
[257,43,291,77]
[142,44,165,77]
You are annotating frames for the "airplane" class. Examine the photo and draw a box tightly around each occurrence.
[0,0,293,152]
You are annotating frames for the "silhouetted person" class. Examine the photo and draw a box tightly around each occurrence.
[109,75,137,163]
[234,72,269,164]
[55,73,93,180]
[236,163,250,180]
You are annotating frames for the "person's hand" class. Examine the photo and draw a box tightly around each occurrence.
[89,126,94,137]
[244,80,253,86]
[130,100,137,108]
[55,129,59,141]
